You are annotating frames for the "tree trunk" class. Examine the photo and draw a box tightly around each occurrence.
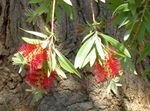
[0,0,150,111]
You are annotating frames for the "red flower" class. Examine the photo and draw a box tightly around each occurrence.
[106,54,120,78]
[93,52,120,83]
[18,43,47,71]
[93,61,107,82]
[25,70,57,89]
[18,43,37,57]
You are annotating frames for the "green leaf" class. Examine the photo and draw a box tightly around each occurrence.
[54,48,80,77]
[12,53,27,65]
[55,66,67,79]
[113,3,129,15]
[142,65,150,80]
[20,28,48,39]
[61,1,73,19]
[47,59,52,77]
[82,31,94,43]
[89,48,97,67]
[63,0,72,6]
[137,45,150,63]
[101,0,105,3]
[52,52,57,71]
[99,32,131,58]
[46,10,52,24]
[55,6,61,24]
[75,37,95,68]
[94,34,105,60]
[137,23,145,42]
[22,37,43,44]
[34,0,51,15]
[121,57,137,75]
[82,48,96,67]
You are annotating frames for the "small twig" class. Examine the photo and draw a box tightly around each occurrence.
[90,0,96,22]
[51,0,56,34]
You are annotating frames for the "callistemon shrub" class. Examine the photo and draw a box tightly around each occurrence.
[17,43,57,90]
[93,50,120,83]
[18,43,47,72]
[25,70,57,89]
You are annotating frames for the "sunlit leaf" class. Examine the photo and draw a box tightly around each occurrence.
[75,37,95,68]
[95,34,105,60]
[82,31,94,43]
[99,32,131,58]
[55,66,67,79]
[54,48,80,77]
[20,28,48,39]
[22,37,43,44]
[82,47,96,67]
[12,53,27,65]
[52,52,57,71]
[113,3,129,15]
[63,0,72,6]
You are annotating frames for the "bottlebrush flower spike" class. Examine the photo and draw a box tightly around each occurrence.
[18,43,47,71]
[106,52,120,78]
[93,60,107,82]
[25,70,57,89]
[93,49,120,83]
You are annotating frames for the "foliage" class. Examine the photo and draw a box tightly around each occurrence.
[12,0,150,95]
[107,0,150,78]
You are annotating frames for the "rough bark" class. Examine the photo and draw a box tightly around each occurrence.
[0,0,150,111]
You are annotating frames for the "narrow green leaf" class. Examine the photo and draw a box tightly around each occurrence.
[89,48,97,67]
[52,52,57,71]
[95,34,105,60]
[142,65,150,80]
[12,53,27,65]
[54,48,80,77]
[63,0,73,6]
[82,31,94,43]
[121,57,137,75]
[55,67,67,79]
[20,28,48,39]
[82,48,96,67]
[75,37,95,68]
[137,45,150,63]
[100,0,105,3]
[34,0,51,15]
[46,10,52,24]
[99,32,131,58]
[22,37,43,44]
[113,3,129,15]
[47,59,52,77]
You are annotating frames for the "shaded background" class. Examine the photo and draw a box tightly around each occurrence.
[0,0,150,111]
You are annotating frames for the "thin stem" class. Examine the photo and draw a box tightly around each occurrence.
[90,0,96,22]
[51,0,56,34]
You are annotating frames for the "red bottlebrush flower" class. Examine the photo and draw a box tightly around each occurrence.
[18,43,37,57]
[106,54,120,78]
[93,50,120,83]
[29,50,47,72]
[18,43,47,71]
[25,70,57,89]
[93,60,107,82]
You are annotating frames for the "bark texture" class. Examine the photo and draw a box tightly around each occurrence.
[0,0,150,111]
